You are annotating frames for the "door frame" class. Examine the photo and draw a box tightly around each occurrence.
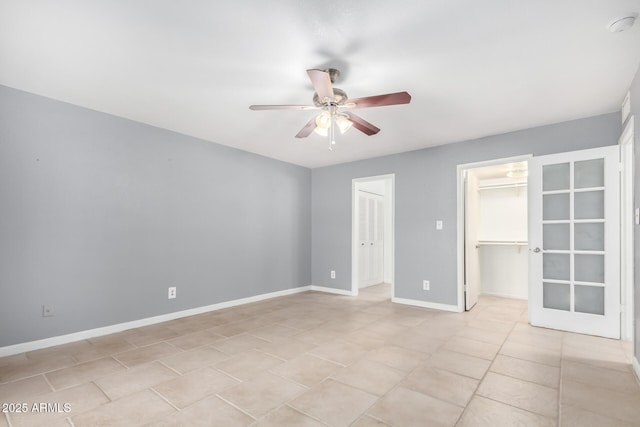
[456,155,533,312]
[352,174,395,296]
[620,116,635,341]
[464,168,481,310]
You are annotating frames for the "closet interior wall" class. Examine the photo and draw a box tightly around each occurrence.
[477,177,529,299]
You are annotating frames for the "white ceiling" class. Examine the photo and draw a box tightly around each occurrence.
[1,1,639,168]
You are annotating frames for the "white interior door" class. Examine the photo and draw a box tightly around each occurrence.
[359,191,384,288]
[465,170,481,310]
[373,197,384,283]
[528,145,620,338]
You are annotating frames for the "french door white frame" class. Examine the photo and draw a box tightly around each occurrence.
[456,155,533,312]
[620,116,635,341]
[351,174,395,296]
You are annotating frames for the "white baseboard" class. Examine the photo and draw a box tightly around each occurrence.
[481,291,528,300]
[309,285,357,296]
[392,297,461,312]
[0,286,311,357]
[358,282,383,289]
[633,356,640,384]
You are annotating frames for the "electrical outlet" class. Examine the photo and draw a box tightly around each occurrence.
[331,270,336,279]
[42,305,54,317]
[436,220,443,230]
[168,286,177,299]
[423,280,430,291]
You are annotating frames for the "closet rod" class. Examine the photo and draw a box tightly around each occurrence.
[477,241,528,246]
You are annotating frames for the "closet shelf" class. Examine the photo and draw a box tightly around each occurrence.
[478,183,527,191]
[477,240,528,246]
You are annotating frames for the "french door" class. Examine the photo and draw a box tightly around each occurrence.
[528,145,620,338]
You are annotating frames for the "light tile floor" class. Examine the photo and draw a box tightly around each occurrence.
[1,284,639,426]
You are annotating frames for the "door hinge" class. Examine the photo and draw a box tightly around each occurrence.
[620,304,624,314]
[619,162,624,172]
[464,284,468,292]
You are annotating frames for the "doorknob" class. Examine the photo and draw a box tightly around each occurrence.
[532,247,541,253]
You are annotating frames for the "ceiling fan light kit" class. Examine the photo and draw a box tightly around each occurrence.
[249,68,411,150]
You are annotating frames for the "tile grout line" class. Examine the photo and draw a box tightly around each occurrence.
[3,412,13,427]
[279,403,332,427]
[265,367,312,390]
[491,343,563,369]
[453,315,521,426]
[291,376,380,426]
[91,379,114,402]
[149,387,181,412]
[41,372,56,393]
[349,345,451,425]
[156,360,184,377]
[479,366,560,391]
[302,352,347,367]
[209,365,245,383]
[213,393,258,422]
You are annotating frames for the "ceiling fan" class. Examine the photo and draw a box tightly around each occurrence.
[249,69,411,150]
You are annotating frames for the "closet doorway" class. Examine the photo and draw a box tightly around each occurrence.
[351,174,395,296]
[459,157,531,311]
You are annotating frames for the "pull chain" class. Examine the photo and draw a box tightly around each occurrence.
[328,106,336,150]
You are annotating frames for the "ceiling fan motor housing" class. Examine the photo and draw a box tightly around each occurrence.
[313,88,348,107]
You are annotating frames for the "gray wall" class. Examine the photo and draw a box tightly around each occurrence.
[0,82,625,349]
[629,64,640,360]
[0,85,311,347]
[312,113,620,305]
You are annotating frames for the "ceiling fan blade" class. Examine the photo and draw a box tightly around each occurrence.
[249,104,318,110]
[295,118,317,138]
[347,91,411,109]
[345,112,380,136]
[307,69,334,101]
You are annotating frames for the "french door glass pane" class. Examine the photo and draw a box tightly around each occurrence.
[543,282,570,311]
[543,194,570,220]
[575,191,604,219]
[575,223,604,251]
[543,253,570,280]
[574,158,604,189]
[543,224,570,250]
[543,163,570,191]
[575,254,604,283]
[575,285,605,315]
